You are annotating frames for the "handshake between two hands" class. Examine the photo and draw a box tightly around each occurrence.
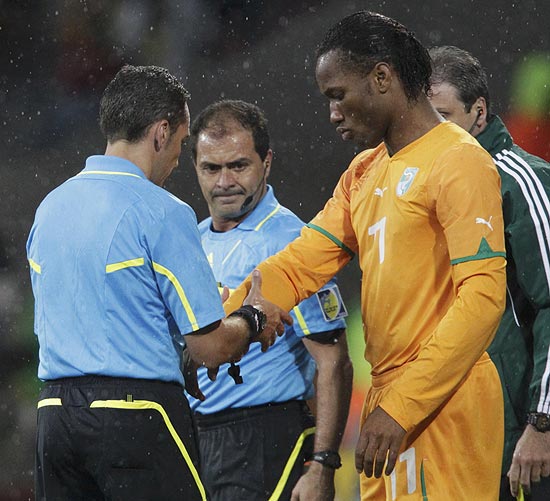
[184,269,293,401]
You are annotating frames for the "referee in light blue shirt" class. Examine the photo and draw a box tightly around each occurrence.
[186,100,353,501]
[27,66,290,501]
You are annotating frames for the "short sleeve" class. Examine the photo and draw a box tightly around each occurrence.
[291,280,348,337]
[148,202,225,334]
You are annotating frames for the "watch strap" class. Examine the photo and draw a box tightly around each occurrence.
[229,305,266,341]
[311,450,342,469]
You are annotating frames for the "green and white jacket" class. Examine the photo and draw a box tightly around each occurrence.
[478,115,550,474]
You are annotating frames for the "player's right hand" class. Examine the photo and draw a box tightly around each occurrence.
[244,269,292,352]
[355,406,406,478]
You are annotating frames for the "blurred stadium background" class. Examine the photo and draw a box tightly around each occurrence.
[1,1,549,499]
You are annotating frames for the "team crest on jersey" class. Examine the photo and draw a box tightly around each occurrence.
[396,167,419,196]
[316,284,348,322]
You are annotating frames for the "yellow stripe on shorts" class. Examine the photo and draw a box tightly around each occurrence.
[268,426,316,500]
[37,398,62,408]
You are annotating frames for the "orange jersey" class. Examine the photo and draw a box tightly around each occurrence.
[225,122,506,431]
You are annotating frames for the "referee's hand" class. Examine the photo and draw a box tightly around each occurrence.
[244,269,293,352]
[182,348,205,401]
[508,424,550,497]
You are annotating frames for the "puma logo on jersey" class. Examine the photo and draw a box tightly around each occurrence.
[374,187,388,197]
[475,216,493,231]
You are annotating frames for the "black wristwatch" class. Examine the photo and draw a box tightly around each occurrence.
[230,305,266,340]
[311,450,342,469]
[527,412,550,432]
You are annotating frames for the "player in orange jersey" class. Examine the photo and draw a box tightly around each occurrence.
[224,11,507,500]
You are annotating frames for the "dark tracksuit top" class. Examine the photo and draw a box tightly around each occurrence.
[478,116,550,474]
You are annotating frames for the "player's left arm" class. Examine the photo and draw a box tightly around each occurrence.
[380,143,507,432]
[291,330,353,501]
[356,255,506,479]
[360,144,507,479]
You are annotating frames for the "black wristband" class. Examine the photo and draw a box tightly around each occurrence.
[311,450,342,469]
[229,305,266,341]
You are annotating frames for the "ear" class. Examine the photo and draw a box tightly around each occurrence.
[152,119,170,152]
[474,96,488,124]
[264,149,273,178]
[371,62,392,94]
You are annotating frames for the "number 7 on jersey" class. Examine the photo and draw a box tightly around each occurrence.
[368,216,387,263]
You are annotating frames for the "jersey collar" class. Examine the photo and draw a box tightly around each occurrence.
[81,155,148,180]
[234,185,279,231]
[475,115,513,157]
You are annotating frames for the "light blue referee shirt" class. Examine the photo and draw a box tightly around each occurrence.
[189,186,347,413]
[26,155,225,384]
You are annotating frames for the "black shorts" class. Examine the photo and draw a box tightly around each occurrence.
[194,400,315,501]
[36,376,205,501]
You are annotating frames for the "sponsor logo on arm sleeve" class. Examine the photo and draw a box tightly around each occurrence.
[315,284,348,322]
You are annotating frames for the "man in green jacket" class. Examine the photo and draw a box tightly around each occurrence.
[429,45,550,501]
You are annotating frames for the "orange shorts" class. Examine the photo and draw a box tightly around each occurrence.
[360,353,503,500]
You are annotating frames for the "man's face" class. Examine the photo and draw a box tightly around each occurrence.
[153,104,190,186]
[194,123,270,231]
[316,50,387,148]
[429,82,479,135]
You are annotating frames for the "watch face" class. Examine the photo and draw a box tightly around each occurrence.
[258,311,267,332]
[529,413,550,432]
[539,414,550,431]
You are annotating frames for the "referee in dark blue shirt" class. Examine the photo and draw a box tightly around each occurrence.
[27,65,291,501]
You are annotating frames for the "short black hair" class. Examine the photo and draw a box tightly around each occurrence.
[99,65,190,143]
[316,11,432,101]
[429,45,491,114]
[189,100,270,161]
